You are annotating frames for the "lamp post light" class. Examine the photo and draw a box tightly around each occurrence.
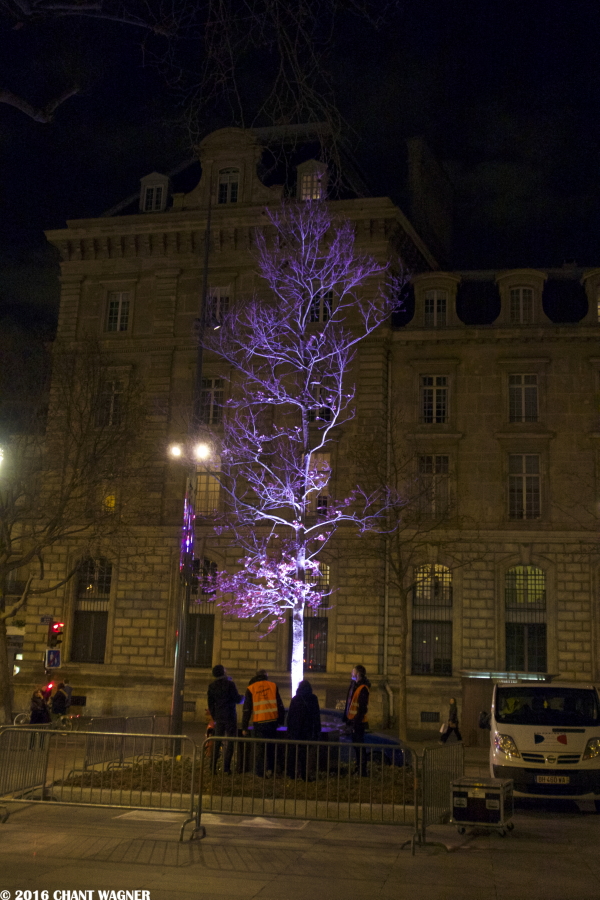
[169,437,213,737]
[170,191,220,737]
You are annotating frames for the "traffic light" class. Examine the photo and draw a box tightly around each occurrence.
[48,620,64,648]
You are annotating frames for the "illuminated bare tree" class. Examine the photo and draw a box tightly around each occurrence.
[202,201,401,694]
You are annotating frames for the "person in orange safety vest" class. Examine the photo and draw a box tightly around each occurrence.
[343,664,370,776]
[242,669,285,775]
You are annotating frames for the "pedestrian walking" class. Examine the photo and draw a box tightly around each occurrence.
[343,664,370,776]
[29,689,51,724]
[207,664,242,774]
[286,680,321,780]
[242,669,285,775]
[440,697,463,743]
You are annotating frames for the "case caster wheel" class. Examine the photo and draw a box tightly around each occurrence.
[498,829,506,837]
[456,826,466,835]
[506,822,514,831]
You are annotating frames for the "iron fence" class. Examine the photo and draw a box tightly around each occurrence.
[0,728,199,840]
[196,734,413,832]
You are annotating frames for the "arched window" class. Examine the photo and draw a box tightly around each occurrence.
[71,557,112,664]
[505,565,546,672]
[412,564,452,676]
[187,557,216,668]
[218,168,239,204]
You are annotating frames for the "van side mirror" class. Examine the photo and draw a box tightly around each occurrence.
[478,710,491,730]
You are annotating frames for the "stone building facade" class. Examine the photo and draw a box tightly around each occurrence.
[11,127,600,740]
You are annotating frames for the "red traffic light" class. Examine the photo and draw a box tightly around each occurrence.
[48,620,64,648]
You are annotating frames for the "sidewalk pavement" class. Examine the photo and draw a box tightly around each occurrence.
[1,784,600,900]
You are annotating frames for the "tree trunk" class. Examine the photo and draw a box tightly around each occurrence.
[397,589,409,742]
[290,604,304,697]
[0,616,14,725]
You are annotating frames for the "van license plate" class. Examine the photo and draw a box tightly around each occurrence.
[536,775,569,784]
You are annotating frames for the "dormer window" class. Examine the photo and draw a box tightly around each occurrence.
[218,168,239,204]
[144,186,163,212]
[297,160,328,201]
[139,172,169,213]
[510,287,534,324]
[301,172,323,200]
[424,290,447,327]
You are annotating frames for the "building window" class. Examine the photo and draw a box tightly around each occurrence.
[207,287,230,325]
[505,565,546,672]
[300,171,324,200]
[418,455,449,518]
[288,564,330,672]
[196,463,220,516]
[218,168,239,204]
[510,287,534,324]
[420,375,448,424]
[424,290,447,327]
[199,378,224,426]
[509,374,538,422]
[308,452,330,517]
[187,606,215,667]
[308,386,332,423]
[106,292,130,333]
[95,379,123,428]
[187,558,216,667]
[508,454,541,519]
[143,185,163,212]
[309,289,332,323]
[71,557,111,664]
[411,564,452,676]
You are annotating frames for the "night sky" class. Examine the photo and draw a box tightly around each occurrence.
[1,0,599,333]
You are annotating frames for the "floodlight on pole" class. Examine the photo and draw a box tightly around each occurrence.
[168,443,183,458]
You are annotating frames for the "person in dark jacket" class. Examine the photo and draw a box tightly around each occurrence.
[286,680,321,779]
[30,689,51,724]
[51,682,69,721]
[343,664,370,775]
[207,665,242,774]
[440,697,463,743]
[242,669,285,775]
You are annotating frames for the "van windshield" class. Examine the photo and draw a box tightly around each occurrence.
[495,687,600,727]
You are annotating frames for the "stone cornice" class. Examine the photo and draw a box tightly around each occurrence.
[394,325,600,343]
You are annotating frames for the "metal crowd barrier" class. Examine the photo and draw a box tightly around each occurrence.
[402,742,465,853]
[195,734,414,833]
[0,727,199,841]
[82,716,172,769]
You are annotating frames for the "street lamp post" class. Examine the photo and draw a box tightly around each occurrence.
[170,194,213,736]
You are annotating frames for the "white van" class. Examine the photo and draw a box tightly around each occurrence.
[490,681,600,808]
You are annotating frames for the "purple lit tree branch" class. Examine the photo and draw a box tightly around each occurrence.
[201,201,404,694]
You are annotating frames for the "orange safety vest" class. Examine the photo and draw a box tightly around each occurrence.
[347,683,369,723]
[248,680,279,723]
